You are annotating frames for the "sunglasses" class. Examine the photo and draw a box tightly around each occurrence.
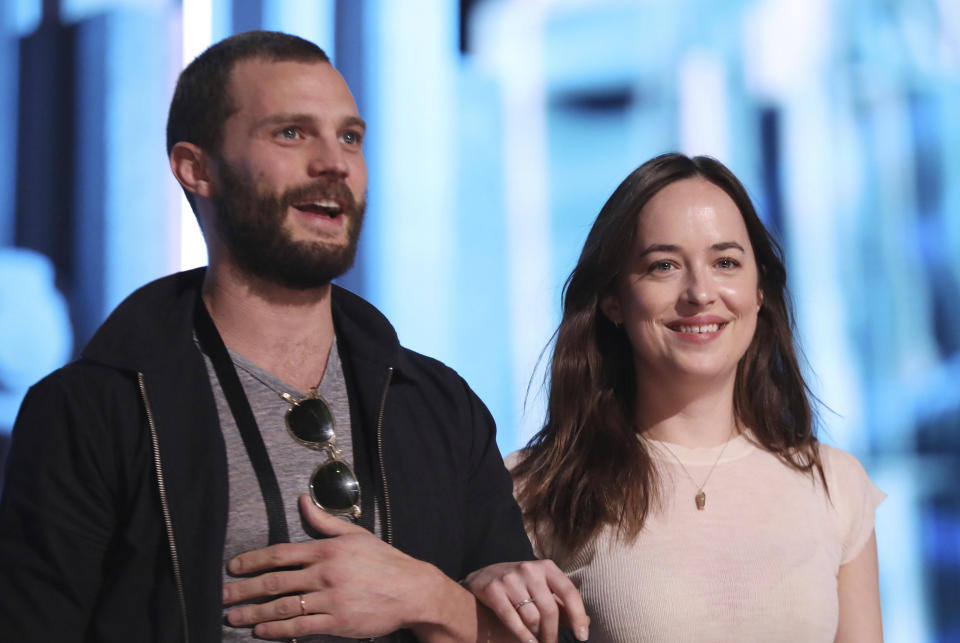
[281,392,361,519]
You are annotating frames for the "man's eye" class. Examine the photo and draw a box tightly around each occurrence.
[342,130,363,145]
[279,126,300,139]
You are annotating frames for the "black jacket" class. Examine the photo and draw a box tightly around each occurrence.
[0,269,534,642]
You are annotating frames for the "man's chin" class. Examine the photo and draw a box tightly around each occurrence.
[286,211,351,241]
[245,243,358,291]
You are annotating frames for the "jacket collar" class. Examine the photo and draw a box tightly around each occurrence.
[81,267,410,378]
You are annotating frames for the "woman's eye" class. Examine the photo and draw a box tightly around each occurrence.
[649,261,674,273]
[717,257,740,270]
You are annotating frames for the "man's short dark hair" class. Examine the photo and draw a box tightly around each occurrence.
[166,30,330,158]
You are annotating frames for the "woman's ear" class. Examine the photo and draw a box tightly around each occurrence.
[169,142,215,199]
[600,292,624,327]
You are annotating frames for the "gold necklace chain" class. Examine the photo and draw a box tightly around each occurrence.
[231,358,318,406]
[655,429,735,511]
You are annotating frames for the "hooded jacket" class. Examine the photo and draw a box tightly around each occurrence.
[0,269,533,642]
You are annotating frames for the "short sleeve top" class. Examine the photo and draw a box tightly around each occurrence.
[509,435,884,643]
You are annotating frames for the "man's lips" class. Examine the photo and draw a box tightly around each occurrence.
[292,198,344,218]
[285,178,356,220]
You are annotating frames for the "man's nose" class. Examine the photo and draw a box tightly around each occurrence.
[306,136,349,179]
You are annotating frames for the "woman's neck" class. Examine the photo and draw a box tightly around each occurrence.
[634,372,740,448]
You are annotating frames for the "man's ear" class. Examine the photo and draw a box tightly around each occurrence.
[599,292,624,327]
[170,142,215,199]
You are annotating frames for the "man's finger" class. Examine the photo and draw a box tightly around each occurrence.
[226,541,319,577]
[298,493,364,537]
[223,567,313,605]
[226,593,311,625]
[252,613,339,640]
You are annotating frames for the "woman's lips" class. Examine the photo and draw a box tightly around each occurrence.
[665,319,729,341]
[669,322,725,334]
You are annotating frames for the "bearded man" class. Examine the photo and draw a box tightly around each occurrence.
[0,31,587,643]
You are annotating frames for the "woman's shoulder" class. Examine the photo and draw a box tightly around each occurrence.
[815,442,885,563]
[503,449,525,472]
[816,443,873,484]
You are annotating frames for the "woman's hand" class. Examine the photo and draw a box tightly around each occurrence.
[464,560,589,643]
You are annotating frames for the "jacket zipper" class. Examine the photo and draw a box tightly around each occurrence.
[138,372,190,643]
[376,367,394,546]
[364,367,395,643]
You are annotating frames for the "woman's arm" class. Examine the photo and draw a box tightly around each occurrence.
[834,530,882,643]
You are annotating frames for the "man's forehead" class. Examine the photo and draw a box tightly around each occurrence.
[230,56,333,77]
[225,58,355,112]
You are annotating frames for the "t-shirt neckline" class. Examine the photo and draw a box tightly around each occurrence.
[642,431,757,466]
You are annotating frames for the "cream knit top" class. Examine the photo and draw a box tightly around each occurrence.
[510,434,884,642]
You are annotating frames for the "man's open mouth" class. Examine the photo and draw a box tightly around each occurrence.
[293,199,343,217]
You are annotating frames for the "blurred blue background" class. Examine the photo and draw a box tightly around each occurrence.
[1,0,957,639]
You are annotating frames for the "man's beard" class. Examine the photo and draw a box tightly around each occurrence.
[211,161,365,290]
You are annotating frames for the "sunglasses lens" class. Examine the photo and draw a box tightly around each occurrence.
[310,461,361,513]
[287,398,335,444]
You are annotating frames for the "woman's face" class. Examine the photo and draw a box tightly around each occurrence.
[602,177,762,386]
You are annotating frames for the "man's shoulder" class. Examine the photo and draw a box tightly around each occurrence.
[395,343,462,385]
[332,286,461,371]
[12,360,143,450]
[330,285,397,350]
[82,269,204,371]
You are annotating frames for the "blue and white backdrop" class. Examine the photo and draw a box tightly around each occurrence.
[1,0,958,640]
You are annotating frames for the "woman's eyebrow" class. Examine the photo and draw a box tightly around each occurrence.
[712,241,746,252]
[638,241,746,258]
[638,243,681,258]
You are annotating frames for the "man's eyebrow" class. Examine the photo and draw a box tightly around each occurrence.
[251,113,312,131]
[342,115,366,131]
[250,113,367,132]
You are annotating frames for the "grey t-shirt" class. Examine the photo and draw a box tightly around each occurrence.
[202,342,367,642]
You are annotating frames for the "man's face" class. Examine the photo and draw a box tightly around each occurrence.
[210,59,368,289]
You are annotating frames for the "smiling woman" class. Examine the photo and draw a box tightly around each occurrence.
[600,176,762,396]
[471,153,885,642]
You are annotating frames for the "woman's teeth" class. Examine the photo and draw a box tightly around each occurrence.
[676,323,721,334]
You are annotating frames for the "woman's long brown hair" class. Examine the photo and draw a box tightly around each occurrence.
[512,153,824,559]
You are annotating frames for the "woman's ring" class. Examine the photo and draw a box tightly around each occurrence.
[513,597,534,610]
[299,594,307,615]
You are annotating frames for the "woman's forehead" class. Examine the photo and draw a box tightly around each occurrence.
[633,178,750,249]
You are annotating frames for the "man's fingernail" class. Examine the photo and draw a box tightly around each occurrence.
[228,558,241,574]
[222,587,229,602]
[577,626,589,641]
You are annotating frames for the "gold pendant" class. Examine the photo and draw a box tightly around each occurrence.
[695,490,706,511]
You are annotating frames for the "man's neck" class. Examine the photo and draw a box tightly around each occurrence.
[202,262,336,392]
